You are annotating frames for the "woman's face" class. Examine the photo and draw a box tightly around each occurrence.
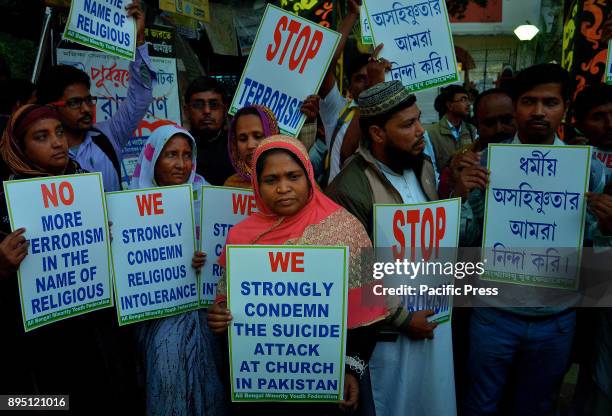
[23,118,68,174]
[235,114,265,168]
[258,151,309,216]
[154,134,193,186]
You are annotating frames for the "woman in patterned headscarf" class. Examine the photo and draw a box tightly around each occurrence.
[208,135,388,415]
[130,125,226,416]
[224,105,280,189]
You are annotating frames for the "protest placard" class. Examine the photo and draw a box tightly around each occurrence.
[3,173,113,332]
[199,186,257,306]
[63,0,137,61]
[229,4,340,137]
[606,40,612,84]
[360,6,373,45]
[56,45,180,188]
[482,144,591,289]
[106,185,198,325]
[363,0,459,92]
[593,147,612,184]
[374,199,461,323]
[227,245,348,402]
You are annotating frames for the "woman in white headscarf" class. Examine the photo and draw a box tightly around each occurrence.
[130,125,226,416]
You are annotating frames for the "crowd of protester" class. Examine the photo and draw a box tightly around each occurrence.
[0,1,611,415]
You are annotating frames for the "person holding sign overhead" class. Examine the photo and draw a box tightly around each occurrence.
[208,135,387,414]
[128,125,226,415]
[37,0,155,192]
[0,104,139,411]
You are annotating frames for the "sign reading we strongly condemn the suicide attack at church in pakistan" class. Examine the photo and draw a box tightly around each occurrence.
[3,174,113,332]
[64,0,137,61]
[227,246,348,402]
[199,186,257,307]
[374,199,461,323]
[106,185,199,325]
[363,0,458,92]
[230,4,340,137]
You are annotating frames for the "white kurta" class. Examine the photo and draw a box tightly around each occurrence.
[370,162,456,416]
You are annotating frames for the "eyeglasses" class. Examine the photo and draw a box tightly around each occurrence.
[189,99,221,110]
[52,95,97,109]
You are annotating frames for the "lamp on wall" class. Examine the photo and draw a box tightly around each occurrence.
[514,21,539,41]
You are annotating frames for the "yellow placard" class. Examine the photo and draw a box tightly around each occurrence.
[159,0,209,22]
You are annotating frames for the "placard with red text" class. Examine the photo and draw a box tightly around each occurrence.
[229,4,340,137]
[199,186,258,306]
[106,184,198,325]
[3,173,113,331]
[374,198,461,323]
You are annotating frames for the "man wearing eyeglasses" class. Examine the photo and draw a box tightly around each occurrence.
[426,84,478,171]
[37,1,154,192]
[183,76,235,186]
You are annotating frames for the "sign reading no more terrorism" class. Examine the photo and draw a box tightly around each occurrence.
[227,245,348,402]
[229,4,341,137]
[3,173,113,332]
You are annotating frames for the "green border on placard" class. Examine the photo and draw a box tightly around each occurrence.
[373,198,462,324]
[360,4,373,45]
[480,144,591,290]
[2,173,113,332]
[228,3,341,137]
[62,0,136,61]
[606,40,612,84]
[198,185,255,307]
[105,184,199,326]
[364,0,459,92]
[226,245,348,403]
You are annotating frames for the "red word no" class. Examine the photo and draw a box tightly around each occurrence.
[41,181,75,208]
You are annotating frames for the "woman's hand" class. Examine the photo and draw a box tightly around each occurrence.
[192,251,206,271]
[339,372,359,412]
[207,301,233,334]
[0,228,28,278]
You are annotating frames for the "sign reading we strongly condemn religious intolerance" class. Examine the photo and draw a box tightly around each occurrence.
[106,185,198,325]
[227,246,348,402]
[374,199,461,323]
[482,145,591,289]
[363,0,458,92]
[230,4,340,137]
[64,0,137,61]
[199,186,257,306]
[3,174,113,332]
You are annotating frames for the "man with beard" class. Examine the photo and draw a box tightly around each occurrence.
[36,1,153,192]
[183,76,235,185]
[456,64,612,415]
[327,80,476,416]
[573,84,612,184]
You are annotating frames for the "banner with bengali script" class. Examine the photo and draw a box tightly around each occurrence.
[56,47,180,189]
[363,0,459,92]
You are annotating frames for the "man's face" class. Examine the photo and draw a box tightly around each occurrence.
[515,83,566,144]
[447,92,470,118]
[349,66,368,101]
[372,104,426,164]
[184,91,226,135]
[579,102,612,149]
[475,93,516,145]
[57,83,95,132]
